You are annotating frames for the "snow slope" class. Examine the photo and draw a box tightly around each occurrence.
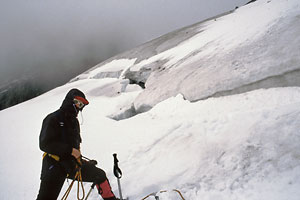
[74,0,300,114]
[1,79,300,200]
[1,0,300,199]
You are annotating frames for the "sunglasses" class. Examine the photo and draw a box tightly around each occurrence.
[73,98,85,109]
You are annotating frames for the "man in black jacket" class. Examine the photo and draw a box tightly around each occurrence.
[36,88,118,200]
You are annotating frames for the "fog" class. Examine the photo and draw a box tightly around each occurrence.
[0,0,249,89]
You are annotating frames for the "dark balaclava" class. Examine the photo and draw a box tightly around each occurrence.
[60,88,89,116]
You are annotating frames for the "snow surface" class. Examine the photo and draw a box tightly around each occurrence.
[1,79,300,200]
[129,0,294,70]
[1,0,300,200]
[130,0,300,112]
[73,58,137,80]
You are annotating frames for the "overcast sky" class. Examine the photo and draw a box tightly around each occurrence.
[0,0,249,88]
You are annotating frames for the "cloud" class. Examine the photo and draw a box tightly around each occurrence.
[0,0,248,88]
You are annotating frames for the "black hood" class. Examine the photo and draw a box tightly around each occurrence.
[60,88,88,116]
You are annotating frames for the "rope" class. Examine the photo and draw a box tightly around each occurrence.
[141,189,185,200]
[61,166,85,200]
[77,170,85,200]
[141,192,157,200]
[172,189,185,200]
[85,183,96,200]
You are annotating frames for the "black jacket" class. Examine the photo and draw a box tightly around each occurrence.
[39,89,86,173]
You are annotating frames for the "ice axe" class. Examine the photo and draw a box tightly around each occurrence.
[113,153,124,200]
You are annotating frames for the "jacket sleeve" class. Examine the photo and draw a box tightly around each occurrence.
[39,114,73,158]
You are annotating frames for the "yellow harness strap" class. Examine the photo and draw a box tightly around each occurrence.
[43,152,60,161]
[42,152,70,178]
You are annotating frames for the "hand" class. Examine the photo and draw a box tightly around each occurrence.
[71,148,81,159]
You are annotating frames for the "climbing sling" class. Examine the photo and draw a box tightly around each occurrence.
[61,158,85,200]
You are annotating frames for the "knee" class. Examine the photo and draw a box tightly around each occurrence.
[95,168,107,184]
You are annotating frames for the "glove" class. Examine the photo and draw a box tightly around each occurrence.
[82,158,98,166]
[88,159,98,166]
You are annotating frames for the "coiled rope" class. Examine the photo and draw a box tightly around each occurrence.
[61,163,85,200]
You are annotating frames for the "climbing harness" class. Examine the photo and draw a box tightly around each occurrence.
[43,152,60,161]
[141,189,185,200]
[42,153,98,200]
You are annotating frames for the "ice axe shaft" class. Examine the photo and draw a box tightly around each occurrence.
[113,153,124,200]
